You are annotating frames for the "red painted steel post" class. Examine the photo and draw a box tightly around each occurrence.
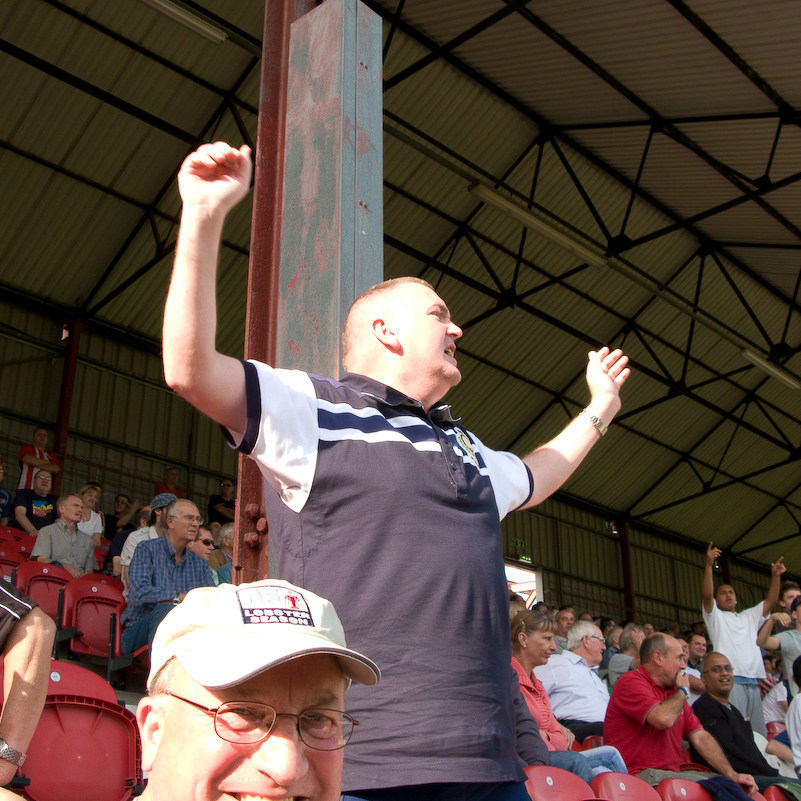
[233,0,294,586]
[52,317,84,496]
[615,519,636,621]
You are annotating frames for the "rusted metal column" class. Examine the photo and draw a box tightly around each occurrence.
[614,519,636,622]
[233,0,294,586]
[52,317,84,495]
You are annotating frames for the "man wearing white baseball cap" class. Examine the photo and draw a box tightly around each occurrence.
[136,579,380,801]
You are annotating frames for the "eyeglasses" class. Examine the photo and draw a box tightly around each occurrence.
[587,636,605,643]
[220,483,234,488]
[177,515,204,524]
[195,538,214,547]
[702,664,734,675]
[166,693,358,750]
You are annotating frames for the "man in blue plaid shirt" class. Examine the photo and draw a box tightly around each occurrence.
[121,499,215,653]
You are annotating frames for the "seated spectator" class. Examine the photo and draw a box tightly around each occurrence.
[30,494,97,578]
[786,656,801,776]
[600,618,617,639]
[553,606,574,654]
[761,655,788,725]
[103,505,150,577]
[691,651,798,790]
[687,632,707,673]
[12,472,57,534]
[511,608,627,782]
[642,622,655,637]
[0,458,11,527]
[604,633,757,791]
[607,623,645,688]
[120,499,215,653]
[534,619,609,741]
[135,579,380,801]
[677,636,705,703]
[767,729,796,775]
[120,493,176,593]
[0,583,55,790]
[187,526,217,584]
[207,478,235,527]
[16,428,59,490]
[757,597,801,701]
[77,482,105,547]
[215,523,234,585]
[599,625,622,678]
[104,494,138,540]
[154,466,185,499]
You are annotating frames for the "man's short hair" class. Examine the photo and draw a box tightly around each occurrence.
[782,581,801,601]
[689,632,706,645]
[606,625,623,646]
[618,623,644,651]
[341,277,434,370]
[115,493,131,504]
[136,508,150,527]
[165,499,193,520]
[791,596,801,615]
[639,633,668,665]
[219,522,235,545]
[566,620,595,651]
[56,493,79,512]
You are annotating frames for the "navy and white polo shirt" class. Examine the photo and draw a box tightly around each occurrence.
[225,360,534,790]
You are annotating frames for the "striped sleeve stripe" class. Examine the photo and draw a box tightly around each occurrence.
[319,427,443,451]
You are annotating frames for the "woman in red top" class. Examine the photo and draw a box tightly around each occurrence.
[511,608,627,779]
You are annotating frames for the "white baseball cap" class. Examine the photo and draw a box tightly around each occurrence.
[148,579,380,690]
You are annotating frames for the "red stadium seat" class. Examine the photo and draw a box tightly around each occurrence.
[656,779,712,801]
[13,561,71,622]
[60,577,125,660]
[593,772,661,801]
[766,721,786,740]
[582,734,604,750]
[0,548,25,581]
[107,602,148,687]
[18,694,142,800]
[524,765,595,801]
[46,660,119,705]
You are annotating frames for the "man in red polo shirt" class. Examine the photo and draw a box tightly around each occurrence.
[604,633,757,793]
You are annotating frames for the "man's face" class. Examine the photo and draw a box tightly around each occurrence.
[33,472,53,496]
[582,626,606,667]
[702,653,734,699]
[386,283,463,404]
[165,468,179,486]
[783,590,801,613]
[167,502,201,548]
[32,429,48,449]
[716,584,737,612]
[656,638,685,687]
[688,635,707,662]
[220,480,235,499]
[114,496,129,514]
[138,656,346,801]
[188,532,215,562]
[556,609,575,637]
[59,495,83,525]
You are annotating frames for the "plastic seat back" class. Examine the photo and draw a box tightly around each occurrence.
[593,772,662,801]
[655,779,712,801]
[62,579,125,658]
[47,660,119,705]
[14,562,72,621]
[523,765,595,801]
[19,694,142,801]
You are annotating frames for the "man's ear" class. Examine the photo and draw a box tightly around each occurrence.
[137,696,165,772]
[371,318,402,353]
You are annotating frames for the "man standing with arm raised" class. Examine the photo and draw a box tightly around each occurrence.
[162,142,631,801]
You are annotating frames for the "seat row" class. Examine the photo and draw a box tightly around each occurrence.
[524,767,776,801]
[7,562,146,685]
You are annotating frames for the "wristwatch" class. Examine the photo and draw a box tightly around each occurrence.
[0,738,26,767]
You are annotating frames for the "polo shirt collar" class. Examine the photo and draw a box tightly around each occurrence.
[563,649,592,670]
[339,372,459,423]
[55,519,77,535]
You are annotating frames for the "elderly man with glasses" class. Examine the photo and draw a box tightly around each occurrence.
[689,651,801,791]
[121,499,215,654]
[136,579,379,801]
[534,620,609,741]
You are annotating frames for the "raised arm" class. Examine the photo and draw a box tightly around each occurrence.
[520,347,630,508]
[162,142,253,434]
[702,542,720,614]
[757,613,786,650]
[764,557,786,616]
[644,671,690,730]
